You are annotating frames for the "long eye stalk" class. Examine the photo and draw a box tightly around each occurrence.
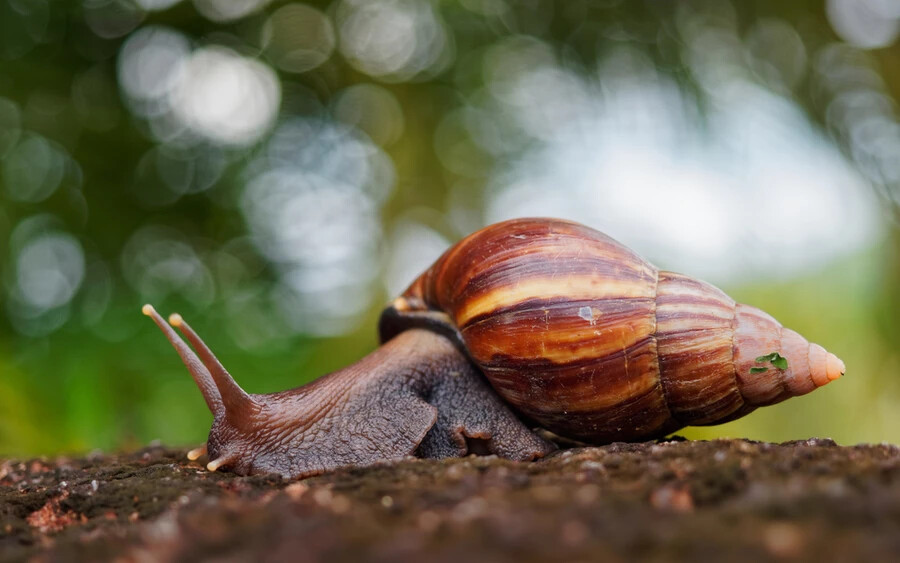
[143,304,224,416]
[168,312,257,421]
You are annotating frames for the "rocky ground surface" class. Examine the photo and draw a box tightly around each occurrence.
[2,438,899,562]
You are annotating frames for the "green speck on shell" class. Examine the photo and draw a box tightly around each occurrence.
[755,352,788,371]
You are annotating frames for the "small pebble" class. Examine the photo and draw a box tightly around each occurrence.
[489,466,510,479]
[417,511,441,533]
[604,455,622,468]
[451,497,488,523]
[331,494,351,514]
[312,488,333,506]
[575,484,600,506]
[301,487,351,513]
[763,522,804,558]
[649,484,694,513]
[445,464,467,480]
[284,482,309,501]
[580,460,605,472]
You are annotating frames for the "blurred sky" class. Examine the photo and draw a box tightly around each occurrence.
[1,0,899,455]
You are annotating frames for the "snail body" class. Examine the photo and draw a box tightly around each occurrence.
[145,218,844,479]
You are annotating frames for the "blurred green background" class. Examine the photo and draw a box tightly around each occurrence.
[1,0,898,456]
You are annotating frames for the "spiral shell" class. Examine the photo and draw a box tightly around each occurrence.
[380,218,844,443]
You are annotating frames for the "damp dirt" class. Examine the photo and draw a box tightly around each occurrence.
[2,438,899,562]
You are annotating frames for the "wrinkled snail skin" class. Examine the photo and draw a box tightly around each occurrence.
[382,218,845,444]
[144,306,553,479]
[145,217,844,479]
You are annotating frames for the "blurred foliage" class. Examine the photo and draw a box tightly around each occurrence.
[0,0,899,455]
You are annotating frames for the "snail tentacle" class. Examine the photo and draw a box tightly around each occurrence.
[169,314,259,423]
[143,304,224,416]
[206,455,236,473]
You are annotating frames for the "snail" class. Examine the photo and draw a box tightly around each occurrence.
[144,218,845,479]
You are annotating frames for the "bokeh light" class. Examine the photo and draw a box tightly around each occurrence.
[826,0,900,49]
[744,18,807,93]
[262,3,335,74]
[121,225,216,307]
[170,46,280,145]
[83,0,145,39]
[15,232,85,311]
[336,0,453,82]
[5,216,85,337]
[193,0,271,23]
[117,26,192,117]
[241,118,394,335]
[118,27,280,146]
[384,217,450,296]
[133,0,182,11]
[132,144,227,206]
[481,73,880,282]
[2,134,68,203]
[333,84,405,146]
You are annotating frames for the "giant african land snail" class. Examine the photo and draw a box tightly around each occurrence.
[144,218,844,479]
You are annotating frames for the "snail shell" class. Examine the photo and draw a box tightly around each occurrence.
[380,218,844,443]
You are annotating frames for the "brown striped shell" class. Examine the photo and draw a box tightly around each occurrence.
[378,218,845,443]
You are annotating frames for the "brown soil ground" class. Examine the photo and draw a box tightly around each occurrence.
[2,438,899,562]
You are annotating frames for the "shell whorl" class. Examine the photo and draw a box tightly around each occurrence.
[382,218,843,443]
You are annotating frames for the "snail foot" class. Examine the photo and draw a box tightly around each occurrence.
[417,369,556,461]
